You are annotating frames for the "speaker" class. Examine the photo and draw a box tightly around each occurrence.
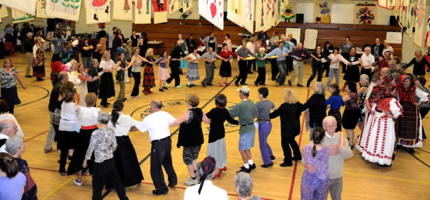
[389,16,398,26]
[296,14,304,24]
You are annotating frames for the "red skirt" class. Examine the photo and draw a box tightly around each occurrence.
[142,66,155,88]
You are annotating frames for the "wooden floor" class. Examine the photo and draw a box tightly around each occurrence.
[5,52,430,200]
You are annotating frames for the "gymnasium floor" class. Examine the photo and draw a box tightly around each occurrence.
[6,52,430,200]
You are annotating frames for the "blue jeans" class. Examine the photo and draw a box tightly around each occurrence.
[258,121,273,164]
[276,61,287,85]
[82,56,91,68]
[326,68,339,87]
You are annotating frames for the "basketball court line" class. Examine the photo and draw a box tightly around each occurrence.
[16,85,50,108]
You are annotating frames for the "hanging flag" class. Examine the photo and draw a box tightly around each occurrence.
[46,0,81,21]
[134,0,151,24]
[113,0,132,20]
[85,0,111,24]
[36,0,49,19]
[243,0,255,33]
[227,0,244,26]
[199,0,224,30]
[181,0,192,13]
[153,0,167,24]
[169,0,181,14]
[0,0,37,15]
[0,5,8,22]
[12,9,35,23]
[255,0,275,32]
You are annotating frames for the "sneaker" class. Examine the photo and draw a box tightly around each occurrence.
[73,178,83,186]
[165,83,170,88]
[175,85,182,88]
[236,166,251,173]
[249,163,256,170]
[184,177,199,186]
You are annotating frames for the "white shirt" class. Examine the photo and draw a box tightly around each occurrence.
[0,134,9,153]
[108,114,137,137]
[416,87,429,103]
[360,53,375,69]
[328,54,348,69]
[100,60,116,71]
[77,107,100,126]
[135,111,175,141]
[189,53,200,64]
[183,180,228,200]
[59,102,79,132]
[0,113,24,137]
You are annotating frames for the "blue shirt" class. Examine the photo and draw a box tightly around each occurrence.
[0,172,26,200]
[326,95,344,110]
[265,47,289,61]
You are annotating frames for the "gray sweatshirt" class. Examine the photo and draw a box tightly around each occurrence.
[322,132,353,179]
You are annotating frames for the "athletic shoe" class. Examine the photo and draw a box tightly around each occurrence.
[184,177,199,186]
[175,85,182,88]
[73,179,83,186]
[236,166,251,173]
[249,163,256,170]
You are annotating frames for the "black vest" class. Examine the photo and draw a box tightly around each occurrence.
[177,108,204,148]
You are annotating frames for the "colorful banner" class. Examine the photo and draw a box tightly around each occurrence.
[314,0,331,23]
[36,0,49,19]
[227,0,244,26]
[12,9,35,23]
[413,0,426,46]
[199,0,224,30]
[134,0,151,24]
[169,0,181,14]
[255,0,275,32]
[0,0,37,15]
[243,0,255,33]
[153,0,167,24]
[112,0,132,21]
[46,0,81,21]
[354,2,377,24]
[85,0,111,24]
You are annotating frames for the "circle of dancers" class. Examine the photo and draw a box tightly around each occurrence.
[0,23,428,200]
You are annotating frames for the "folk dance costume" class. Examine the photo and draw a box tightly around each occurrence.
[396,75,425,148]
[143,56,155,94]
[108,113,144,187]
[67,106,100,175]
[357,97,402,165]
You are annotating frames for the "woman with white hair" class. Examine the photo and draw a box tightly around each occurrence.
[235,172,260,200]
[183,156,228,200]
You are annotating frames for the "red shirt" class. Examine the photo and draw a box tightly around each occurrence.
[50,61,66,80]
[219,50,236,59]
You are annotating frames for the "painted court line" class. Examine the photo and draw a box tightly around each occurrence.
[40,176,75,200]
[287,88,310,200]
[24,130,48,143]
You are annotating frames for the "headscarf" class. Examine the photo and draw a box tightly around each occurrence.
[197,156,216,194]
[397,74,416,103]
[368,74,396,104]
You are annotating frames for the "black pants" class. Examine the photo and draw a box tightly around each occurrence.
[270,59,278,81]
[8,104,14,114]
[323,62,330,77]
[307,64,323,87]
[131,72,141,97]
[236,60,248,84]
[255,67,266,85]
[281,134,301,164]
[92,159,128,200]
[151,138,177,192]
[247,60,256,72]
[58,130,76,173]
[286,56,293,73]
[166,63,180,86]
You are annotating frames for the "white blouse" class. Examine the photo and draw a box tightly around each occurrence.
[360,53,375,69]
[59,102,79,132]
[107,113,137,137]
[78,106,100,126]
[100,59,116,71]
[328,54,348,69]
